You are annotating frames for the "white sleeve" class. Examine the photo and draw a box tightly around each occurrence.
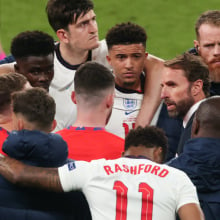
[176,171,199,211]
[58,160,91,192]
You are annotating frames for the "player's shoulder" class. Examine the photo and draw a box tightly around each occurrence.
[102,129,124,140]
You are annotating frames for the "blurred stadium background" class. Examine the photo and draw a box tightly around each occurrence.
[0,0,219,59]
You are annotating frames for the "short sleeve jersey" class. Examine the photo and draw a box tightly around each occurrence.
[106,80,162,138]
[49,40,111,132]
[56,126,124,161]
[59,157,199,220]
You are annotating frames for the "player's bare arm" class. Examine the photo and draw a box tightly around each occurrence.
[0,63,15,75]
[135,54,164,127]
[0,156,63,192]
[178,203,205,220]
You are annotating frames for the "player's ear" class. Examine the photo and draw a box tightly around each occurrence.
[106,92,114,109]
[50,120,57,132]
[194,40,200,54]
[71,91,77,104]
[191,79,203,96]
[14,63,19,72]
[145,52,148,58]
[106,55,111,66]
[191,116,200,138]
[153,147,163,164]
[56,29,69,43]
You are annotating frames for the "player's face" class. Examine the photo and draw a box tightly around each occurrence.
[15,54,54,92]
[161,67,194,118]
[195,24,220,80]
[107,44,147,90]
[65,10,99,51]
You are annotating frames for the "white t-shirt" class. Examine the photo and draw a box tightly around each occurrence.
[106,84,162,138]
[59,157,199,220]
[49,40,111,132]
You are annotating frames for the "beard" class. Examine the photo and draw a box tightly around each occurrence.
[174,96,195,118]
[209,65,220,82]
[165,92,195,119]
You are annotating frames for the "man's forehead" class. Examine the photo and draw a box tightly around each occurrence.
[162,67,186,80]
[75,9,95,23]
[110,44,145,53]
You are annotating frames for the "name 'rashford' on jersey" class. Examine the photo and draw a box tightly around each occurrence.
[58,157,199,220]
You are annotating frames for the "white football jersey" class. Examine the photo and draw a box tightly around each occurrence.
[59,157,199,220]
[49,40,111,132]
[106,86,162,138]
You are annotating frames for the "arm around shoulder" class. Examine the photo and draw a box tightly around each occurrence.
[135,54,164,127]
[0,156,63,192]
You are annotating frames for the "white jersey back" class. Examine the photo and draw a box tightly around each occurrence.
[106,87,162,138]
[49,40,110,132]
[59,157,199,220]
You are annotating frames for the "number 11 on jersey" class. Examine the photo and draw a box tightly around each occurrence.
[113,181,153,220]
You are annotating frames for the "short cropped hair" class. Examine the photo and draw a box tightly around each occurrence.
[10,31,55,59]
[12,87,56,131]
[0,73,27,113]
[195,96,220,135]
[125,126,168,162]
[164,52,210,97]
[195,10,220,39]
[74,61,115,105]
[106,22,147,50]
[46,0,94,31]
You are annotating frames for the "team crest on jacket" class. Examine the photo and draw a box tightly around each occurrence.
[123,98,137,110]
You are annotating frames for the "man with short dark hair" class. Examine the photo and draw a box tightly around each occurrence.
[11,31,55,92]
[0,125,204,220]
[105,22,182,161]
[161,52,210,155]
[0,0,164,132]
[57,61,124,161]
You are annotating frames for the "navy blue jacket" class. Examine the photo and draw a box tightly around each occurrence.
[177,113,195,155]
[0,130,91,220]
[156,103,182,161]
[168,137,220,220]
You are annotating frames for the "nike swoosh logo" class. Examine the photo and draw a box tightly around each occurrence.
[125,110,138,115]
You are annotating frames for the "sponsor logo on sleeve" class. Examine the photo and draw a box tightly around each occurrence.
[68,161,76,171]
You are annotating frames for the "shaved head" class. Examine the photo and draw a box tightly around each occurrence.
[192,96,220,138]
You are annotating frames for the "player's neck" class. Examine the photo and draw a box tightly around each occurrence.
[115,78,142,91]
[0,115,13,131]
[73,111,106,128]
[59,43,89,66]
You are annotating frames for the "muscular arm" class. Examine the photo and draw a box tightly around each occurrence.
[0,156,63,192]
[135,54,164,127]
[178,203,204,220]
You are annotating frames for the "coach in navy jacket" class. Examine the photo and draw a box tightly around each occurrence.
[0,130,91,220]
[168,96,220,220]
